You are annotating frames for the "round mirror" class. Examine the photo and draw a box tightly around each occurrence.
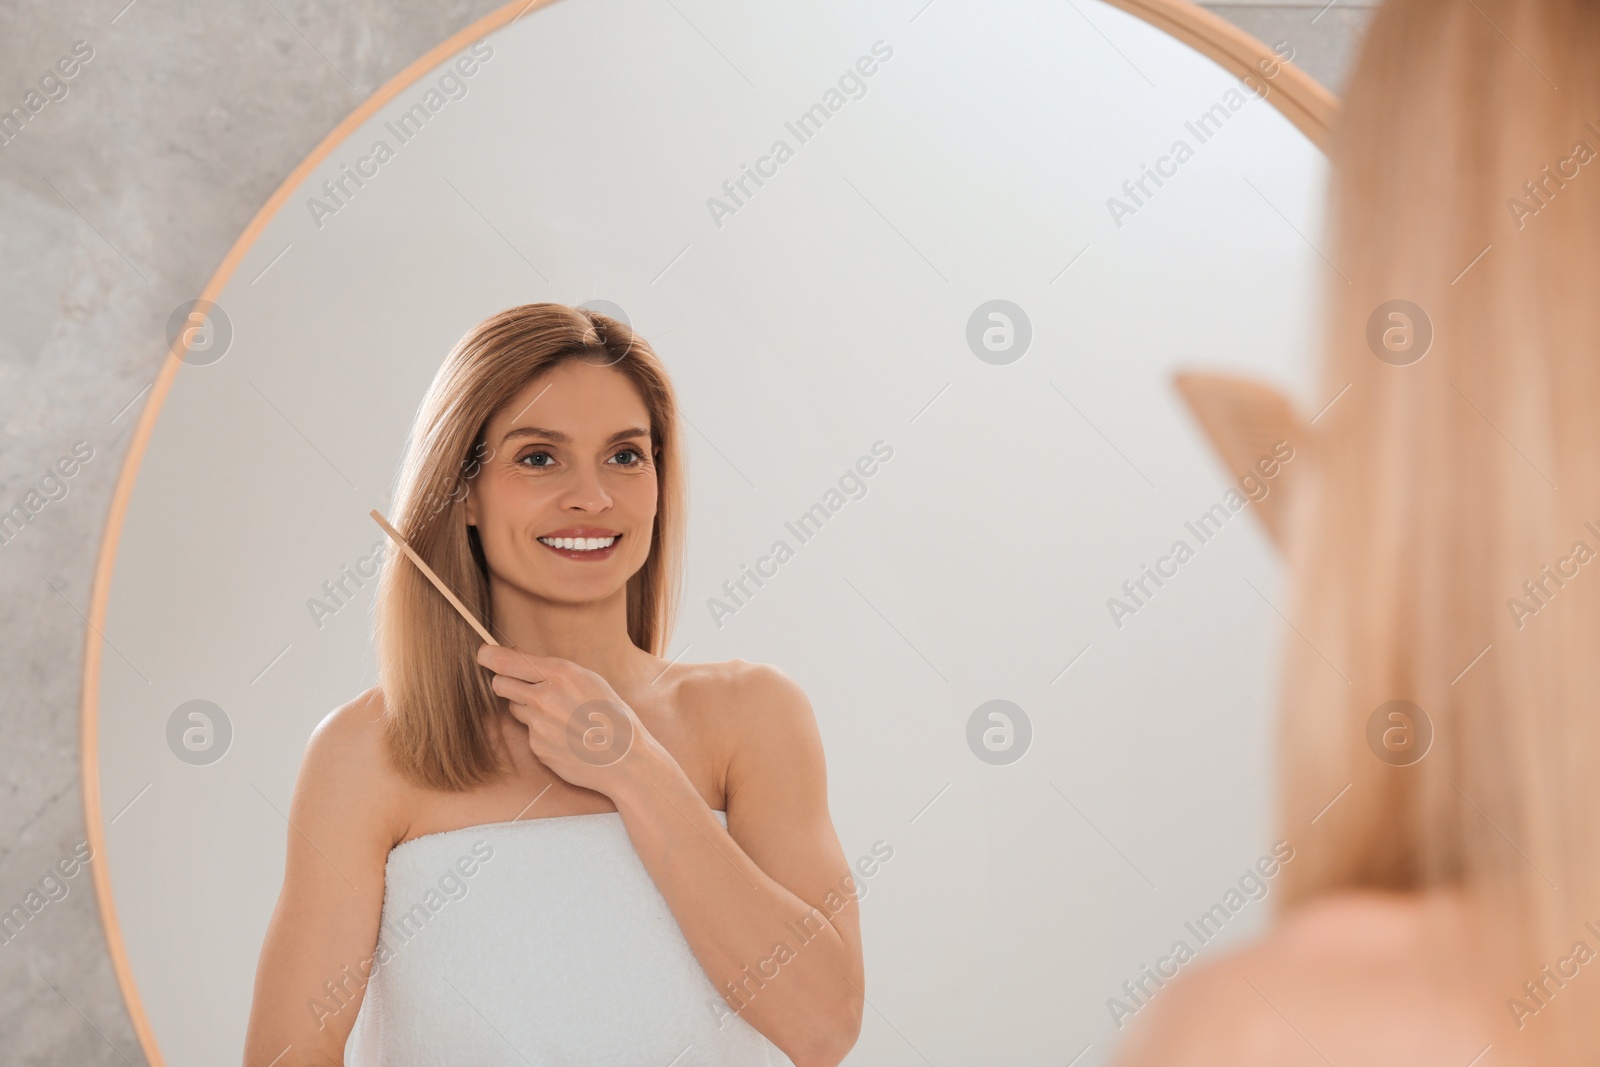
[84,0,1333,1062]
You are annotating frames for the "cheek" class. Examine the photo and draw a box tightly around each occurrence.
[624,475,659,516]
[620,482,657,549]
[484,472,552,516]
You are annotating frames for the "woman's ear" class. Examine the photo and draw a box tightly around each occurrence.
[1172,370,1309,555]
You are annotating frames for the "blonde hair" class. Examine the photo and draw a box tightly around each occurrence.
[372,303,686,791]
[1277,0,1600,1053]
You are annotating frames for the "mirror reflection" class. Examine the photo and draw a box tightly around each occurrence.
[86,0,1330,1063]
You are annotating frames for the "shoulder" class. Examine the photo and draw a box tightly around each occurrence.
[1113,891,1479,1067]
[664,656,812,717]
[295,686,410,847]
[678,659,824,792]
[1111,933,1291,1067]
[680,659,816,737]
[689,657,809,699]
[305,685,389,764]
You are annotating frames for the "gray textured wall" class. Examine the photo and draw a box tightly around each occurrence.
[0,0,1371,1062]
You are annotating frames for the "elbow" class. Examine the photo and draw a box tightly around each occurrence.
[789,1040,849,1067]
[788,997,863,1067]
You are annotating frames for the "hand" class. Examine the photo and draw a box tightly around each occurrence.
[475,642,663,799]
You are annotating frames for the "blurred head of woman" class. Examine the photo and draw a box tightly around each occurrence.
[1277,0,1600,1058]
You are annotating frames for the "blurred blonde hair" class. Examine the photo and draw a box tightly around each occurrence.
[1277,0,1600,1055]
[373,303,686,791]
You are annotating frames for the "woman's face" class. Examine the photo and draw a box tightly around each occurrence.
[464,358,658,605]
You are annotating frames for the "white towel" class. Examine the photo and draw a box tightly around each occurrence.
[343,809,783,1065]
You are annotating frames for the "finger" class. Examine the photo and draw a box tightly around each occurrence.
[477,642,559,684]
[489,672,550,708]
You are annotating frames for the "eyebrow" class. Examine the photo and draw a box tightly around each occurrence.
[500,425,651,447]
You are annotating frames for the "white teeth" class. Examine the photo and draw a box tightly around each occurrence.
[539,536,616,551]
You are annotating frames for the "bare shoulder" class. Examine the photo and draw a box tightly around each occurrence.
[679,658,817,737]
[305,685,389,766]
[296,686,410,846]
[704,658,808,697]
[1111,935,1296,1067]
[1113,891,1490,1067]
[672,659,824,801]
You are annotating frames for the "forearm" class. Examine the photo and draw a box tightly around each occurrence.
[613,744,860,1065]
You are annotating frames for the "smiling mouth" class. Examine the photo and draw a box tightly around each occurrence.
[536,533,620,558]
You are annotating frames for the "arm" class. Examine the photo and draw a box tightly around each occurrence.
[242,691,402,1067]
[614,663,865,1067]
[476,645,865,1067]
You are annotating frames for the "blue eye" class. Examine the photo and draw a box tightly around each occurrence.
[515,447,648,470]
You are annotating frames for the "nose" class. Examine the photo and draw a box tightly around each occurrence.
[558,463,612,513]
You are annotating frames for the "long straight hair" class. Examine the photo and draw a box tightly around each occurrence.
[1276,0,1600,1054]
[372,303,686,792]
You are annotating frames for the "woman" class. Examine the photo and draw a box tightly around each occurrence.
[1114,0,1600,1063]
[243,304,864,1066]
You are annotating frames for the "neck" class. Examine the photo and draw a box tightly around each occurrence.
[484,578,656,692]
